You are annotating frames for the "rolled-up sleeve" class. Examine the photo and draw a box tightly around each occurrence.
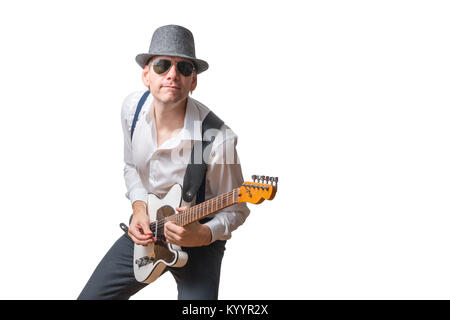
[121,92,148,205]
[203,135,251,243]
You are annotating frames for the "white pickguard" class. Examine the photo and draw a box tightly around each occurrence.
[133,184,189,283]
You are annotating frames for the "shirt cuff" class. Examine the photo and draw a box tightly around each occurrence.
[127,188,148,205]
[203,217,230,244]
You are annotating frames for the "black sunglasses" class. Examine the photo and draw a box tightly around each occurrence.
[151,59,196,77]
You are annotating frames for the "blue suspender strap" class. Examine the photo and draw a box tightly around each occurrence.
[130,90,151,141]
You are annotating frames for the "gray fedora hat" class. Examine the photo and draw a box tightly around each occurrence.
[136,25,209,74]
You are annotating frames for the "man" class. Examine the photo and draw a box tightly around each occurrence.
[78,25,250,300]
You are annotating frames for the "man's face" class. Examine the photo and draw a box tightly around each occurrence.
[142,55,197,105]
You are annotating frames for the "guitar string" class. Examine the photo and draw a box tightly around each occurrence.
[154,189,236,225]
[150,183,270,233]
[150,197,236,239]
[149,190,237,236]
[145,185,270,237]
[150,188,239,235]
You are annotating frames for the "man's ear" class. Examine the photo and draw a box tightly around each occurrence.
[190,73,197,92]
[142,65,151,87]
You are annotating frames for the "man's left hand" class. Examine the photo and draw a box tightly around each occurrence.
[164,206,212,247]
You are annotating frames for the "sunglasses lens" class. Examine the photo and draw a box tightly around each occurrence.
[177,61,194,76]
[153,59,172,74]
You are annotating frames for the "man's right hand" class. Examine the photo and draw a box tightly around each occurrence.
[128,201,156,245]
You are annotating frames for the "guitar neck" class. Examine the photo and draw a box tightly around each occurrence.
[170,188,240,226]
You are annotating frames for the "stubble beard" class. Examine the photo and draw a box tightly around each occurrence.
[156,88,188,107]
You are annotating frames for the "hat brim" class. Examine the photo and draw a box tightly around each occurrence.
[135,53,209,74]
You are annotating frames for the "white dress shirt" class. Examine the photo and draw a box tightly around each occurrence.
[121,90,250,243]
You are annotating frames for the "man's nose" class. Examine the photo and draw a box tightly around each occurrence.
[166,63,179,79]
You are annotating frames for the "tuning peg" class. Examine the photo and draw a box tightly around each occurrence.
[274,177,278,187]
[269,177,274,185]
[251,175,256,182]
[265,176,270,183]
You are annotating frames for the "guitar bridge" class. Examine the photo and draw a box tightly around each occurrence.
[135,256,155,268]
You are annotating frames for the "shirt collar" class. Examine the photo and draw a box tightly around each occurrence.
[145,95,203,143]
[181,96,203,141]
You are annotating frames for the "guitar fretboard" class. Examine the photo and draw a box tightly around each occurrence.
[169,188,239,226]
[148,188,239,238]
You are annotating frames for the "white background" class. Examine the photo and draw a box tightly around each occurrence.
[0,0,449,299]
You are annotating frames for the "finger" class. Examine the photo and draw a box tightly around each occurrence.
[176,206,188,212]
[128,231,153,245]
[165,232,180,246]
[165,221,184,234]
[140,222,153,236]
[130,224,152,241]
[137,222,153,236]
[164,226,182,244]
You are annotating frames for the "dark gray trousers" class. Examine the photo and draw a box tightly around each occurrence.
[77,233,226,300]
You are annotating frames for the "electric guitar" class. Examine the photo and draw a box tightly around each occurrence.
[127,175,278,284]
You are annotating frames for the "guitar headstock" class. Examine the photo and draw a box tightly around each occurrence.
[237,175,278,204]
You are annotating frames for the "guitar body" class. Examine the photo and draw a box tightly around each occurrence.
[133,184,188,283]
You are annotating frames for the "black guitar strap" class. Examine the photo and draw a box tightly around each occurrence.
[130,91,224,205]
[182,110,224,205]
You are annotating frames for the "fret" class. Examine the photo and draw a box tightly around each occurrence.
[172,188,239,227]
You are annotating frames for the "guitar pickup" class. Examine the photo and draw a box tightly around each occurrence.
[135,256,155,268]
